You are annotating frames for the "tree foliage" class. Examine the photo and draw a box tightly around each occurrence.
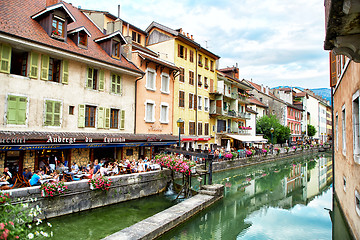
[307,124,317,137]
[256,115,291,144]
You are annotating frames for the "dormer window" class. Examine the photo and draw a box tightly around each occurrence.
[68,27,91,48]
[94,31,127,60]
[52,16,65,38]
[79,32,87,47]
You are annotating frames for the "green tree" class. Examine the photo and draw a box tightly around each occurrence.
[256,115,291,144]
[307,124,317,137]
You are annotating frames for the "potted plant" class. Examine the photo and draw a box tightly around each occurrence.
[40,181,68,197]
[89,175,112,191]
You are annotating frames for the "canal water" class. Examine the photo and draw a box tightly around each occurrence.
[160,153,334,240]
[47,153,351,239]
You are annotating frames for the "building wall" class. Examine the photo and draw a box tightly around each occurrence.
[307,95,320,139]
[147,39,175,64]
[132,54,174,135]
[0,49,136,133]
[318,102,327,143]
[333,60,360,240]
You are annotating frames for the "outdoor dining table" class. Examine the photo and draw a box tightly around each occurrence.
[74,173,90,178]
[40,178,57,184]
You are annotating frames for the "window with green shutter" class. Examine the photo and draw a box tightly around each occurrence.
[105,108,110,129]
[110,109,119,129]
[29,52,39,79]
[120,110,125,129]
[62,60,68,84]
[97,107,104,129]
[7,95,27,125]
[44,100,61,126]
[99,70,105,91]
[86,67,104,90]
[111,73,121,94]
[0,44,12,73]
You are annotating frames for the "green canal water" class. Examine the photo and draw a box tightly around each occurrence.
[47,153,350,239]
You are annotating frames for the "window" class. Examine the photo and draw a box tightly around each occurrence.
[204,97,209,112]
[260,98,263,102]
[110,109,119,129]
[179,67,185,82]
[204,77,208,89]
[353,91,360,163]
[198,74,202,87]
[205,123,209,135]
[189,93,194,109]
[342,106,346,155]
[40,55,68,84]
[87,67,104,91]
[205,58,209,69]
[179,91,185,107]
[189,50,194,63]
[356,190,360,217]
[44,100,61,126]
[112,41,121,59]
[210,60,214,71]
[52,17,64,37]
[336,113,339,151]
[85,105,96,127]
[146,68,156,91]
[161,73,169,93]
[189,121,195,135]
[145,101,155,123]
[177,44,187,59]
[137,34,141,44]
[69,106,74,115]
[111,73,122,94]
[132,31,137,42]
[198,54,203,67]
[6,95,27,125]
[198,96,202,110]
[180,122,184,134]
[198,122,203,135]
[189,71,194,85]
[160,103,169,124]
[79,31,88,47]
[10,48,28,76]
[343,176,347,192]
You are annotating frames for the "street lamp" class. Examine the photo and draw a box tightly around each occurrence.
[177,118,184,147]
[270,127,274,154]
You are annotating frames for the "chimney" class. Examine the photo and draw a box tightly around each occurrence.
[187,33,189,38]
[46,0,59,7]
[118,5,120,19]
[191,35,194,40]
[123,23,132,61]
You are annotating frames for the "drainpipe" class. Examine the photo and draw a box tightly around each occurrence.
[134,74,145,134]
[195,48,198,138]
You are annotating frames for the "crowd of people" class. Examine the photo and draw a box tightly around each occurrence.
[0,156,161,190]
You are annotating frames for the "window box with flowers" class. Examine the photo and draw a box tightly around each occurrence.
[40,181,68,197]
[205,66,209,70]
[198,62,203,67]
[198,81,202,87]
[204,83,209,89]
[51,30,65,41]
[89,175,112,191]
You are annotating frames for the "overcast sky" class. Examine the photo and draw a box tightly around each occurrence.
[69,0,330,89]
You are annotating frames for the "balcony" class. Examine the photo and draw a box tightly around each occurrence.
[209,87,225,95]
[238,112,251,119]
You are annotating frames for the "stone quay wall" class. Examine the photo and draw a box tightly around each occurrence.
[6,170,171,219]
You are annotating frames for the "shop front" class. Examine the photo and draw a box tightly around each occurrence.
[0,131,177,174]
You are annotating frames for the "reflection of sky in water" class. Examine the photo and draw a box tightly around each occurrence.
[238,188,332,240]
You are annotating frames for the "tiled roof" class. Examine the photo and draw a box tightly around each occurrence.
[246,107,258,114]
[248,97,268,108]
[0,0,142,75]
[136,51,179,70]
[294,92,307,97]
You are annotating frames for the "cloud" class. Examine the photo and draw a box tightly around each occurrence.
[69,0,329,88]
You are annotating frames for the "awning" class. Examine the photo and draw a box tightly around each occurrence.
[226,134,268,143]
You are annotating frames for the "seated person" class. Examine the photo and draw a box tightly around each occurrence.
[29,170,42,186]
[44,166,53,176]
[0,167,14,189]
[71,162,79,173]
[23,168,33,180]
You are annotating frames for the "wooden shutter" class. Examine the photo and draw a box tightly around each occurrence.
[0,44,11,73]
[111,74,115,93]
[189,93,193,109]
[62,60,69,84]
[29,52,39,79]
[99,69,105,91]
[194,94,197,110]
[78,104,85,128]
[105,108,110,129]
[7,95,27,125]
[40,55,49,80]
[178,44,181,57]
[87,67,93,88]
[184,47,187,60]
[120,110,125,129]
[45,100,53,126]
[53,101,61,126]
[330,51,337,87]
[97,107,104,129]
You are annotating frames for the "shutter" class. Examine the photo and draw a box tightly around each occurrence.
[53,101,61,126]
[99,69,105,91]
[178,44,181,57]
[184,47,187,60]
[97,107,104,129]
[40,55,49,80]
[0,44,11,73]
[7,95,18,124]
[330,51,337,87]
[62,60,69,84]
[111,74,115,93]
[194,94,197,110]
[45,100,53,126]
[105,108,110,129]
[78,104,85,128]
[120,110,125,129]
[86,67,93,88]
[29,52,39,79]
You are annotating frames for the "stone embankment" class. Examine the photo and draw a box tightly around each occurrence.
[102,184,224,240]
